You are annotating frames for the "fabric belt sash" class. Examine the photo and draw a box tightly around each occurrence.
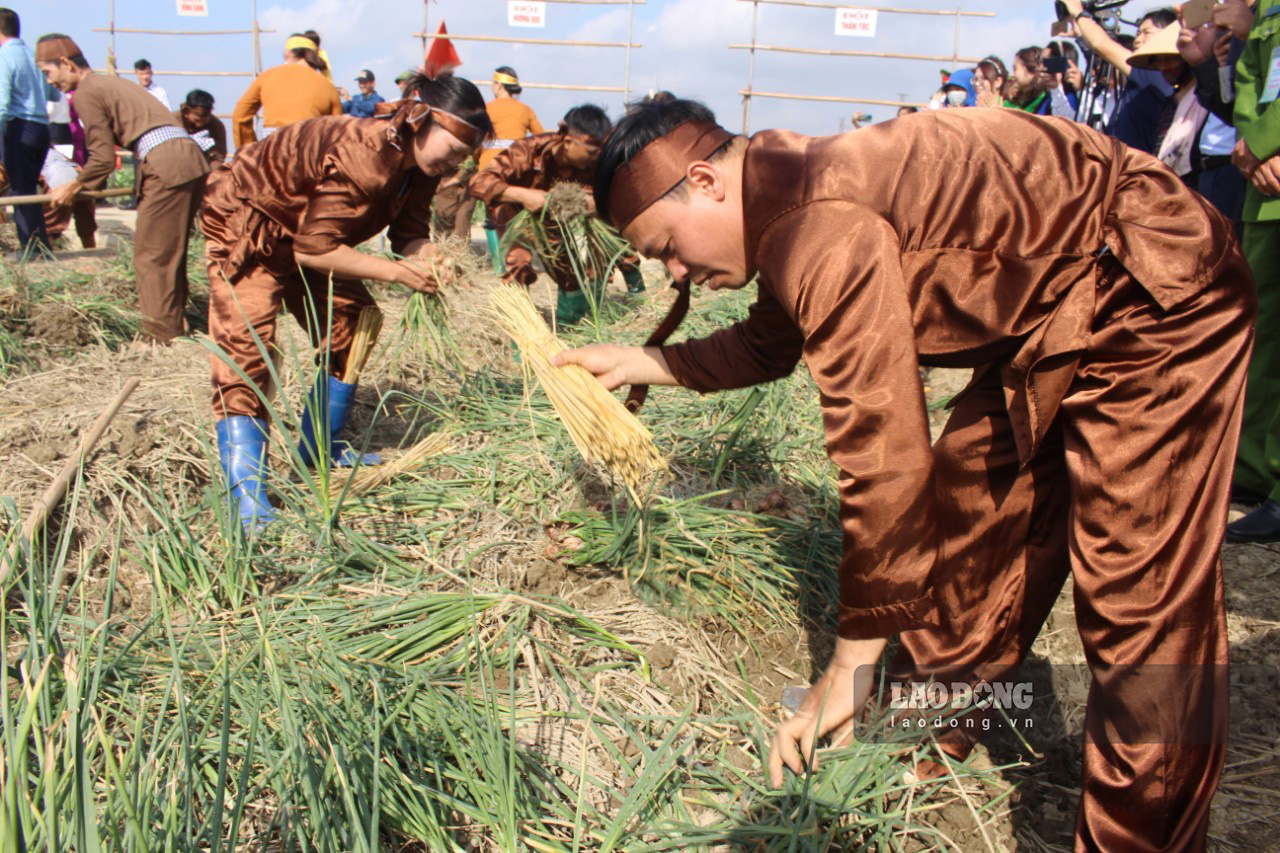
[135,125,191,162]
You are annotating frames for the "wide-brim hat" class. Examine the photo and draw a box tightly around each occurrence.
[1127,21,1182,70]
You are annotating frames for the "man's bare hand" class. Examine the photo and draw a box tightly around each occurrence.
[1234,137,1263,176]
[767,636,887,788]
[1252,157,1280,197]
[394,258,439,293]
[48,181,79,210]
[1212,0,1254,40]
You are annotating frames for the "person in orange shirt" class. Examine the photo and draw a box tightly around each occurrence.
[231,34,341,147]
[432,66,544,244]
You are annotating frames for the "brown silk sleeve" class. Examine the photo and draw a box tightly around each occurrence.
[469,137,538,203]
[756,204,939,640]
[73,88,117,187]
[292,158,380,256]
[661,285,804,392]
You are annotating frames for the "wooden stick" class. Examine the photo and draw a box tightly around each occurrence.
[728,44,984,63]
[733,0,995,16]
[739,90,930,108]
[0,188,133,207]
[412,33,641,48]
[90,27,277,34]
[1,378,140,584]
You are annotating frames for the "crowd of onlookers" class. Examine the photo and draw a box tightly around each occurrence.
[912,1,1256,231]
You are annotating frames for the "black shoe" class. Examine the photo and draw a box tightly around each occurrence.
[1225,499,1280,544]
[118,198,138,210]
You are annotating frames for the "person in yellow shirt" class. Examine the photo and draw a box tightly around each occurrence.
[231,33,341,147]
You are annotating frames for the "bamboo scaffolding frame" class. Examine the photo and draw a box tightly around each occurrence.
[738,90,929,108]
[734,0,994,132]
[92,27,275,34]
[728,43,983,63]
[93,68,255,77]
[735,0,993,16]
[418,0,640,106]
[471,79,625,93]
[412,33,640,48]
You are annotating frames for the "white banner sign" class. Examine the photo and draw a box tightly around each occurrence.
[176,0,209,16]
[509,1,547,28]
[834,8,877,37]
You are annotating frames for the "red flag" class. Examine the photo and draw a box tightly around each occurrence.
[424,21,461,79]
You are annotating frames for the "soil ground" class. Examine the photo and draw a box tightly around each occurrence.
[1,214,1277,851]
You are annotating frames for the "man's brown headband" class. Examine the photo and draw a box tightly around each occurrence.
[36,37,84,63]
[606,120,734,230]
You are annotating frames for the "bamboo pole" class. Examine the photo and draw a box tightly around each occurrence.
[742,0,759,134]
[0,379,140,584]
[738,89,930,108]
[727,43,983,63]
[252,0,263,74]
[624,0,635,103]
[0,188,132,207]
[91,27,275,34]
[733,0,994,16]
[471,79,625,93]
[93,68,256,77]
[413,33,640,48]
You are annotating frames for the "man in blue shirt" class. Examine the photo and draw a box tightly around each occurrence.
[339,69,384,118]
[0,8,52,259]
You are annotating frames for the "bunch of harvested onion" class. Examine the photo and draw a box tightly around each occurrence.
[488,284,667,495]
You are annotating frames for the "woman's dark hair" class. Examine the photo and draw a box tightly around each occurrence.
[184,88,215,111]
[37,33,89,68]
[402,72,494,141]
[594,97,724,223]
[303,29,322,48]
[288,32,327,73]
[563,104,611,139]
[494,65,522,96]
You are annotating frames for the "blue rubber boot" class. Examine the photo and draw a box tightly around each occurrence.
[297,374,382,468]
[216,416,276,530]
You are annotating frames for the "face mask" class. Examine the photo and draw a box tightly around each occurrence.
[946,90,967,107]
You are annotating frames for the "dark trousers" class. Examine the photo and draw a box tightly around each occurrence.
[3,118,51,252]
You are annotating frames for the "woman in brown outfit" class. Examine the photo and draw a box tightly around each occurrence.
[562,98,1253,851]
[37,34,208,345]
[202,74,491,529]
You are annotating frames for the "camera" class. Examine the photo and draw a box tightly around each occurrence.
[1055,0,1129,31]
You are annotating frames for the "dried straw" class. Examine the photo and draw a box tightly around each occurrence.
[343,306,384,383]
[328,432,450,497]
[488,284,667,496]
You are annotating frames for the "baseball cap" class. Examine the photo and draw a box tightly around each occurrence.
[394,69,415,83]
[355,69,375,82]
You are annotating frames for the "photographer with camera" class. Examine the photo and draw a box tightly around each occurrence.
[1060,3,1179,152]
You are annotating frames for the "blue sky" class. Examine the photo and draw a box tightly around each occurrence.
[27,0,1175,142]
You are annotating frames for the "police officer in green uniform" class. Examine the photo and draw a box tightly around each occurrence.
[1229,0,1280,541]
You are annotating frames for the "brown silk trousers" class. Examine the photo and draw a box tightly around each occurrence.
[892,255,1252,851]
[135,156,204,344]
[207,261,374,419]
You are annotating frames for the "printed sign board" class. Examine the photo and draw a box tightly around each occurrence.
[177,0,209,16]
[835,8,877,37]
[509,1,546,28]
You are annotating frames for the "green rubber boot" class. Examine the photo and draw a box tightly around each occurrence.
[484,226,503,274]
[555,289,589,327]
